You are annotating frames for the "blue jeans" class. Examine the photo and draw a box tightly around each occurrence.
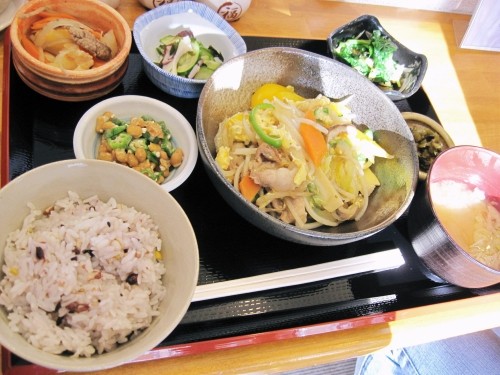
[355,329,500,375]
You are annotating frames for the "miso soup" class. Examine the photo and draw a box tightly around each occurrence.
[430,179,500,270]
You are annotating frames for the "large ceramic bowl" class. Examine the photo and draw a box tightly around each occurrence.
[73,95,198,192]
[327,15,428,101]
[0,160,199,371]
[408,145,500,288]
[133,1,247,98]
[10,0,132,101]
[197,47,419,246]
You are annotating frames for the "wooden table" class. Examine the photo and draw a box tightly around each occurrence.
[1,1,499,374]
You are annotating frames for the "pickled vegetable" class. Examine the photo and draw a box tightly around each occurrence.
[156,29,223,79]
[409,123,445,172]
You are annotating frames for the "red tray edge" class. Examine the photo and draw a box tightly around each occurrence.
[2,311,395,374]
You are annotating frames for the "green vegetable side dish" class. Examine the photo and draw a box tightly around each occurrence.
[408,123,445,173]
[156,29,224,80]
[95,112,184,184]
[334,30,404,89]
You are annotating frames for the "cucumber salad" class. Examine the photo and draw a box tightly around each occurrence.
[155,29,224,80]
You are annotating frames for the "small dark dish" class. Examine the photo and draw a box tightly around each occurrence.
[327,15,428,101]
[408,145,500,288]
[402,112,455,180]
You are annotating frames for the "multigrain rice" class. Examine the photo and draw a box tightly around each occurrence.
[0,191,166,357]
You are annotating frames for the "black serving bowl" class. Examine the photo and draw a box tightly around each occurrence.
[327,15,428,101]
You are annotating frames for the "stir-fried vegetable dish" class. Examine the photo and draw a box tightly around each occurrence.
[18,8,119,70]
[214,83,393,229]
[334,30,404,89]
[96,112,184,184]
[156,29,224,80]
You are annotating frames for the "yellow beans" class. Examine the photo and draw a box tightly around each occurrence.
[97,140,113,161]
[135,147,147,162]
[170,148,184,168]
[96,120,115,134]
[95,112,184,185]
[148,143,161,153]
[127,124,143,138]
[145,121,163,139]
[127,153,139,167]
[114,148,128,163]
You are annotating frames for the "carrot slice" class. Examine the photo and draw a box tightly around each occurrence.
[239,175,261,202]
[31,11,79,30]
[299,123,327,167]
[20,32,41,60]
[31,16,64,30]
[304,109,316,121]
[38,11,77,19]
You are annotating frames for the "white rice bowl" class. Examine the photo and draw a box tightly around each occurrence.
[1,192,166,357]
[0,160,199,372]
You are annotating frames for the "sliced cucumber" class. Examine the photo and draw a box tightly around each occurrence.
[198,45,222,70]
[194,66,215,80]
[177,40,200,74]
[160,35,181,46]
[205,59,222,70]
[199,46,214,60]
[157,32,225,78]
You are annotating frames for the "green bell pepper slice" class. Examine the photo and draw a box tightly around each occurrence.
[249,103,282,148]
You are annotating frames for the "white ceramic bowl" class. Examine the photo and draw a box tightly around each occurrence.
[0,159,199,371]
[133,1,247,98]
[73,95,198,192]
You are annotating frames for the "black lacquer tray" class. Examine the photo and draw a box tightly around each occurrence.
[2,34,499,374]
